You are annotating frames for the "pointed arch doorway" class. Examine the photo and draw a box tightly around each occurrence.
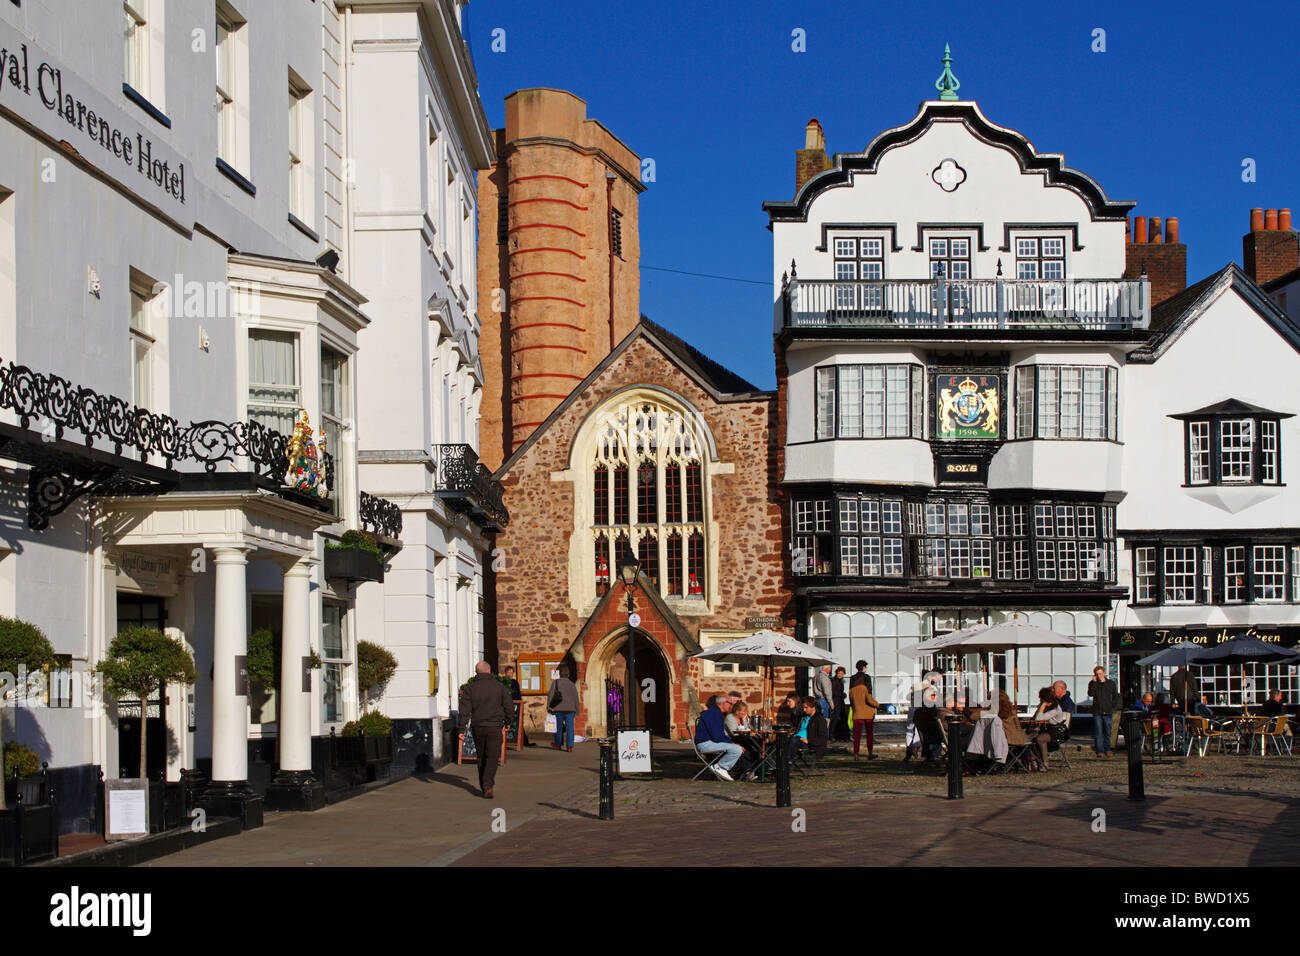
[606,629,672,738]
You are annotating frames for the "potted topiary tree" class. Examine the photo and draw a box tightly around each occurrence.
[95,627,197,784]
[323,530,385,583]
[0,616,55,811]
[356,640,397,713]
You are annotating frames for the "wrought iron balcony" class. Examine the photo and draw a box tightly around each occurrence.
[359,490,403,540]
[433,443,509,531]
[0,357,335,529]
[780,272,1150,333]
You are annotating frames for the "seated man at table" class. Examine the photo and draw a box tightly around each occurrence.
[1052,680,1077,716]
[788,696,828,763]
[695,695,745,781]
[1192,694,1214,719]
[1133,692,1154,712]
[1258,690,1293,738]
[1260,689,1287,718]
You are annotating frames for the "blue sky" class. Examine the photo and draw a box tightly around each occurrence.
[470,0,1298,390]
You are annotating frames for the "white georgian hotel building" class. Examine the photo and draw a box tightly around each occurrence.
[341,0,504,768]
[767,93,1148,710]
[0,0,414,830]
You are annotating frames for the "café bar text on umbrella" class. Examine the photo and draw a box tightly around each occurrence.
[1187,636,1300,715]
[692,629,839,720]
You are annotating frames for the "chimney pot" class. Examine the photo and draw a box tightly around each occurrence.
[1281,209,1293,232]
[1149,217,1163,243]
[1251,208,1265,232]
[1265,209,1279,231]
[1134,216,1148,244]
[804,118,826,152]
[1165,217,1180,244]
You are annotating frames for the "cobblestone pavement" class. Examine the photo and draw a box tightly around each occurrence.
[137,738,1300,867]
[455,742,1300,866]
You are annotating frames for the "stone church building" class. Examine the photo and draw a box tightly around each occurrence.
[487,320,793,738]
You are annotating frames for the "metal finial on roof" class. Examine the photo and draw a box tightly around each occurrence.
[935,43,960,101]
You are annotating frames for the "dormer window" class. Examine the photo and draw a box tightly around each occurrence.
[1173,400,1290,486]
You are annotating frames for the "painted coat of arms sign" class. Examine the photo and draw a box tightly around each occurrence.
[937,374,999,440]
[284,409,330,498]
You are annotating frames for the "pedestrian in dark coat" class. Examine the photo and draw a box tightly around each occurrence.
[459,662,514,798]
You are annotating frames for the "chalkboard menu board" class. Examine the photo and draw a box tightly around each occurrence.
[458,721,477,763]
[457,720,514,764]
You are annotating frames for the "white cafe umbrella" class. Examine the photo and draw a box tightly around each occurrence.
[693,629,840,720]
[902,621,1087,699]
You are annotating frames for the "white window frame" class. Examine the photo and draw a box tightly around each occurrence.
[1224,545,1246,603]
[1189,421,1211,484]
[1135,547,1156,603]
[1253,544,1286,603]
[1220,419,1254,482]
[1162,546,1198,605]
[288,72,314,224]
[129,274,157,409]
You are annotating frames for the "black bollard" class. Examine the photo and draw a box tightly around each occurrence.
[946,716,964,800]
[1125,712,1145,801]
[774,729,791,808]
[598,737,615,820]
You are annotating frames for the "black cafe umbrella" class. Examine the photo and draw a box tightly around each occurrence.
[1135,642,1211,669]
[1188,637,1300,715]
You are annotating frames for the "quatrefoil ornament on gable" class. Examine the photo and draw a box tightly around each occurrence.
[932,158,967,193]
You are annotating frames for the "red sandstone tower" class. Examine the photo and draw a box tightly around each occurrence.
[476,89,644,471]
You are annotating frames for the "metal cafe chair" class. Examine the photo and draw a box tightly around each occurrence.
[688,720,728,781]
[1184,716,1232,756]
[1261,715,1294,757]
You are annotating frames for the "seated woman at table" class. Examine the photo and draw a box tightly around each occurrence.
[1150,693,1174,741]
[1030,687,1070,772]
[727,702,765,772]
[998,690,1036,767]
[788,696,828,762]
[725,700,753,735]
[776,693,801,728]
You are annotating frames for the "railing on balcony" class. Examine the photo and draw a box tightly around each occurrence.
[433,443,509,530]
[359,490,403,540]
[0,356,337,528]
[781,273,1151,332]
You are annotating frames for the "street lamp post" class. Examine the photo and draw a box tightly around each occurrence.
[620,558,641,730]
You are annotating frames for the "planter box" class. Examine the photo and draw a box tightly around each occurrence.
[323,546,384,583]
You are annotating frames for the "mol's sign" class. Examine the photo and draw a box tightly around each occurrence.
[617,730,651,773]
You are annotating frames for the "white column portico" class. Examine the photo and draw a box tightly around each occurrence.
[279,558,314,772]
[210,546,252,786]
[266,556,327,809]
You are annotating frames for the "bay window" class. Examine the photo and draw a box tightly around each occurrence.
[814,364,923,439]
[1015,365,1117,439]
[1177,403,1287,486]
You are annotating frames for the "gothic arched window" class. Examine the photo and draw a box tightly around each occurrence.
[590,398,707,601]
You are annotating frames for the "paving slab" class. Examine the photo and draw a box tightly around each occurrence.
[140,743,598,867]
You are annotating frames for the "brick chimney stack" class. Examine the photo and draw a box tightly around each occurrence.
[1242,207,1299,285]
[795,119,832,195]
[1124,214,1187,306]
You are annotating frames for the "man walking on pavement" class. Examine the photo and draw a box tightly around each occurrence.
[459,661,515,798]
